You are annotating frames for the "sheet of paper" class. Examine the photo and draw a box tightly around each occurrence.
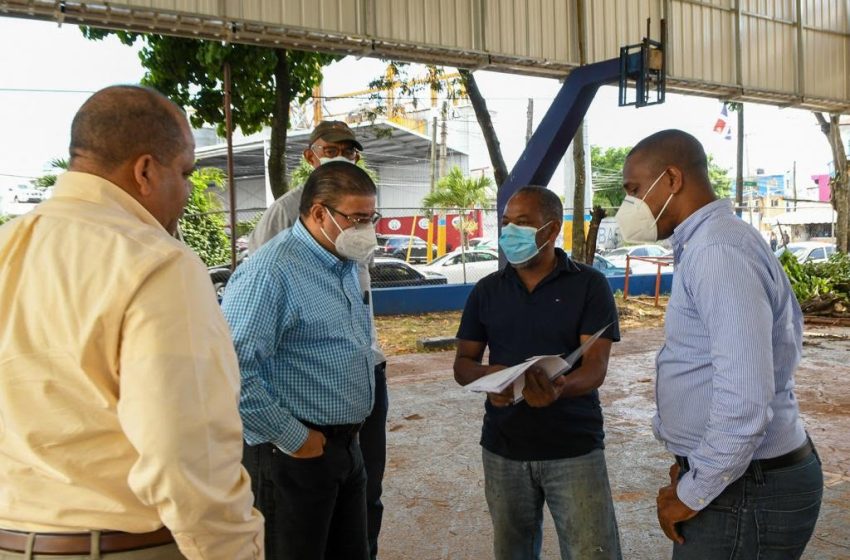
[465,323,612,401]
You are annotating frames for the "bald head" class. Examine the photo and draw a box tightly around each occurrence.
[70,85,189,169]
[628,129,710,186]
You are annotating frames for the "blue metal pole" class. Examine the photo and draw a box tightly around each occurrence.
[497,57,622,219]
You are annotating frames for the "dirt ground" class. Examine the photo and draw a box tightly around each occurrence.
[376,325,850,559]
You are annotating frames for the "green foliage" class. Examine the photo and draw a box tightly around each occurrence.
[235,215,262,238]
[81,29,336,137]
[780,250,850,305]
[422,167,493,248]
[289,157,379,191]
[31,157,68,189]
[591,146,632,209]
[179,168,230,266]
[590,146,733,209]
[0,214,11,226]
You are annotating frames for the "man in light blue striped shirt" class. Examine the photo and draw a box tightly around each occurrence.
[618,130,822,559]
[222,162,378,560]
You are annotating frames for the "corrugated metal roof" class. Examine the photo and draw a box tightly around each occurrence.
[1,0,847,111]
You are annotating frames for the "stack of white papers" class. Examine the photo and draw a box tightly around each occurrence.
[465,324,611,403]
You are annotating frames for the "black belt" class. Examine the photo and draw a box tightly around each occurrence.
[675,437,814,475]
[302,420,363,439]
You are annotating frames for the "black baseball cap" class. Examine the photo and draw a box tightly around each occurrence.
[309,120,363,151]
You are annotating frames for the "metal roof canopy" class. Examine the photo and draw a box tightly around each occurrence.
[194,120,466,179]
[1,0,848,113]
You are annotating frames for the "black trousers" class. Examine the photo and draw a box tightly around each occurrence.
[243,435,368,560]
[360,362,388,559]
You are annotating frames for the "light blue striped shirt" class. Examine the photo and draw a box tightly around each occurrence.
[221,219,375,453]
[654,199,807,510]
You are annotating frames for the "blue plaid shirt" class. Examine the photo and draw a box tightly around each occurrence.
[655,199,807,510]
[221,219,375,453]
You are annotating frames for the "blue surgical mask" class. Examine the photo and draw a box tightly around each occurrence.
[499,221,552,266]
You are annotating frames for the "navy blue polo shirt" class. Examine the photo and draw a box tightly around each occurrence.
[456,249,620,461]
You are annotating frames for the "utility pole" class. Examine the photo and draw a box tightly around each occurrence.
[735,103,745,217]
[439,100,449,178]
[792,160,798,210]
[429,113,438,193]
[526,98,534,144]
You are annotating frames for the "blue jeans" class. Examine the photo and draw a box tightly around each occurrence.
[360,362,388,559]
[482,447,622,560]
[672,449,823,559]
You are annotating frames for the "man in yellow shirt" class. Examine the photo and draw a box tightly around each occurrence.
[0,85,264,559]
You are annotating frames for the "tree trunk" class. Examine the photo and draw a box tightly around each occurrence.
[816,112,850,253]
[459,69,508,188]
[571,121,587,263]
[268,49,292,199]
[584,206,606,264]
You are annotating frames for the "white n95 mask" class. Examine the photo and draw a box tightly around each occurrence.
[615,169,674,243]
[321,210,378,262]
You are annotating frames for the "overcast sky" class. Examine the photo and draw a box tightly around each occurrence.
[0,17,837,192]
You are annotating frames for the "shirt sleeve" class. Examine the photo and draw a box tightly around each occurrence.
[456,284,487,342]
[247,197,296,253]
[581,271,620,342]
[675,243,775,510]
[117,253,264,560]
[220,260,309,453]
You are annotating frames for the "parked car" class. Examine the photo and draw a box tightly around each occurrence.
[591,254,630,277]
[775,241,836,264]
[374,234,436,263]
[467,237,497,251]
[370,257,447,288]
[6,184,42,203]
[604,244,673,274]
[419,248,499,284]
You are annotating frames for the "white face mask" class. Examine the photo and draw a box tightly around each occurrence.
[321,209,378,262]
[319,156,355,166]
[615,170,674,243]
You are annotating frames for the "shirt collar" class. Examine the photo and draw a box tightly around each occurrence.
[51,171,165,231]
[291,219,353,273]
[670,199,733,261]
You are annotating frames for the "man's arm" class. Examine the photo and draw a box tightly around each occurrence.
[522,336,613,407]
[220,260,323,456]
[454,339,511,407]
[453,285,509,405]
[118,254,263,560]
[672,244,776,511]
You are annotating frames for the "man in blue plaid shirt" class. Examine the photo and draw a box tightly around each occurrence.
[222,162,379,560]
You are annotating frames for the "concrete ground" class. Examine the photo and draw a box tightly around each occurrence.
[376,326,850,560]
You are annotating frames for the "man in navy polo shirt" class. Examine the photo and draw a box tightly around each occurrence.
[454,186,622,560]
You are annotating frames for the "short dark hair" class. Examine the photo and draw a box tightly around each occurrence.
[628,129,708,176]
[70,85,188,169]
[299,162,377,216]
[513,185,563,225]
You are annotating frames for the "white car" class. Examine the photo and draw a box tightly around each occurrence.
[6,185,42,204]
[418,248,499,284]
[604,244,673,274]
[775,242,836,264]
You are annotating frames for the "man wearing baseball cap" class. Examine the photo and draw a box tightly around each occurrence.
[246,121,389,560]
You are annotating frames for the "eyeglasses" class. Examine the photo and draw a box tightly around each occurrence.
[324,205,381,226]
[311,145,359,159]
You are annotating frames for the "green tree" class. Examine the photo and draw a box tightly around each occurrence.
[81,29,339,199]
[32,158,68,189]
[422,165,492,244]
[289,157,379,191]
[180,167,230,266]
[591,146,733,210]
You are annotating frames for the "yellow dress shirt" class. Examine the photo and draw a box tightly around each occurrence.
[0,172,264,559]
